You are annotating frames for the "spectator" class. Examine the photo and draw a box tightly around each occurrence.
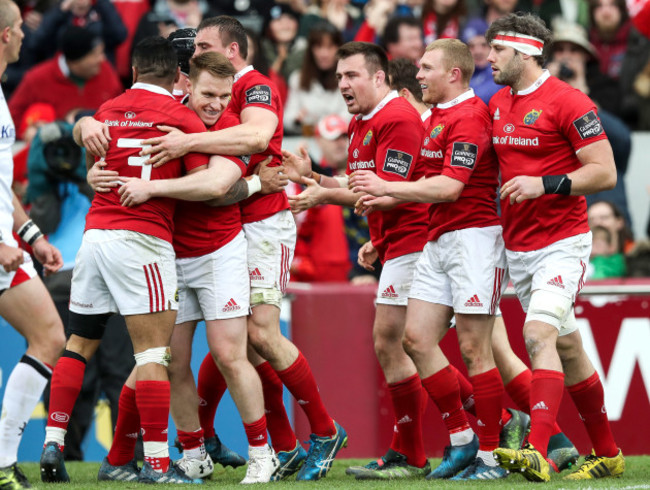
[588,0,650,125]
[461,17,500,103]
[470,0,518,25]
[625,240,650,277]
[110,0,150,86]
[9,26,122,140]
[587,225,626,278]
[515,0,590,28]
[284,21,348,135]
[131,0,214,55]
[382,16,423,63]
[299,0,363,42]
[261,3,303,83]
[587,200,635,253]
[421,0,466,44]
[28,0,127,64]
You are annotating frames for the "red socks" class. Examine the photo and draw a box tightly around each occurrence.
[197,354,228,439]
[470,368,504,452]
[567,372,618,457]
[177,428,204,451]
[422,365,471,436]
[506,369,562,435]
[136,380,171,473]
[449,364,476,416]
[47,356,86,431]
[243,415,268,447]
[256,361,296,452]
[388,374,426,467]
[528,369,564,457]
[276,352,335,437]
[107,385,140,466]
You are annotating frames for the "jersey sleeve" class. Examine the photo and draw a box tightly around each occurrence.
[556,89,608,152]
[241,80,281,117]
[375,114,424,182]
[441,109,492,184]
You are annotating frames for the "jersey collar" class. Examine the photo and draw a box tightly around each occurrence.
[131,82,174,98]
[359,90,399,121]
[514,69,551,96]
[436,88,475,110]
[234,65,254,84]
[421,108,432,122]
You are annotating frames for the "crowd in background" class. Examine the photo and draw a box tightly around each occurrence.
[7,0,650,286]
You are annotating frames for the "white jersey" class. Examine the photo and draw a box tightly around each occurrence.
[0,86,17,247]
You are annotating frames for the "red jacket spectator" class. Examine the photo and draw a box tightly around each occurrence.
[9,26,123,139]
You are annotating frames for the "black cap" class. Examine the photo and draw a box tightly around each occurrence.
[168,28,196,76]
[60,26,102,62]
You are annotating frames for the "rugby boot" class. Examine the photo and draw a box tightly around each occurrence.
[547,431,579,472]
[0,463,31,489]
[499,408,530,450]
[97,457,139,482]
[450,457,509,480]
[494,442,550,482]
[296,421,347,481]
[563,449,624,480]
[137,461,203,484]
[354,449,430,480]
[40,442,70,483]
[271,441,307,481]
[426,433,478,479]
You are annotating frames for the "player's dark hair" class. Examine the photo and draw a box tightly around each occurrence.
[388,58,423,102]
[336,42,389,80]
[189,51,236,82]
[168,28,196,75]
[383,16,421,49]
[485,12,553,66]
[426,38,475,85]
[132,36,178,84]
[198,16,248,61]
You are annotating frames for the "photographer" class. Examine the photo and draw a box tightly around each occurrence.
[24,121,134,461]
[548,21,634,230]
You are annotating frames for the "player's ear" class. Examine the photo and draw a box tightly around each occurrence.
[174,66,181,85]
[375,69,386,88]
[131,66,138,85]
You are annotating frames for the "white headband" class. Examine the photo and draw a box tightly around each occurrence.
[491,31,545,56]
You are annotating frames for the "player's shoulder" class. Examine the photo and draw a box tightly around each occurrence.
[378,97,422,126]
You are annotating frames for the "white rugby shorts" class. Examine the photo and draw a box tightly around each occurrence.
[506,232,590,312]
[0,251,37,291]
[70,229,177,316]
[409,226,507,315]
[176,231,250,323]
[376,252,422,306]
[243,210,296,295]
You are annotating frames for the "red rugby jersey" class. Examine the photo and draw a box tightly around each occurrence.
[346,92,428,263]
[219,66,289,224]
[490,72,608,251]
[173,116,248,258]
[86,83,209,243]
[421,90,500,241]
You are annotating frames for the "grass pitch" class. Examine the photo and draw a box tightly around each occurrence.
[18,456,650,489]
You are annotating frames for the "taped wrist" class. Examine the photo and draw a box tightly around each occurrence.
[17,219,43,245]
[542,174,571,195]
[134,346,171,367]
[246,175,262,197]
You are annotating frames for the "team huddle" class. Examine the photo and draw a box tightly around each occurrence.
[0,0,627,487]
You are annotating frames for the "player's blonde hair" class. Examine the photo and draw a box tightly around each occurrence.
[425,38,475,85]
[189,51,236,82]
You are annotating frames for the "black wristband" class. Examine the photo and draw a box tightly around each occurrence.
[542,174,572,195]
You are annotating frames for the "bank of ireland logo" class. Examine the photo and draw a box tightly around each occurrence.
[353,148,359,158]
[125,111,136,119]
[430,124,444,138]
[523,109,542,125]
[503,123,515,133]
[363,130,373,145]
